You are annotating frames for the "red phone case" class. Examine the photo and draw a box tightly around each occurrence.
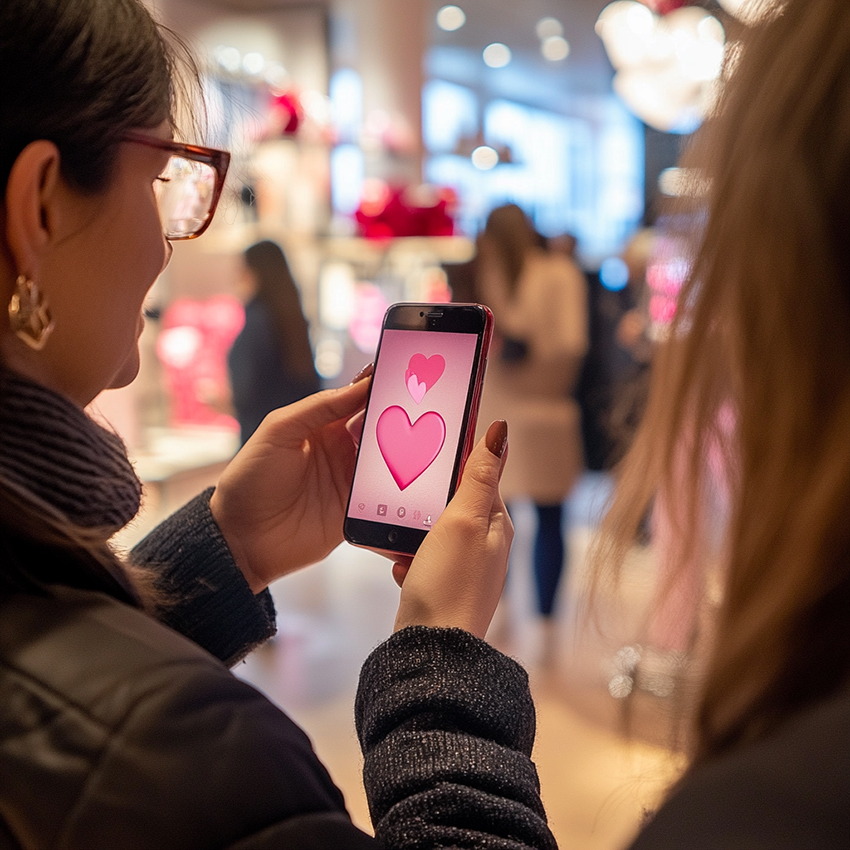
[345,303,493,558]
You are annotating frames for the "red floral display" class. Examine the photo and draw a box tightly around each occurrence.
[269,91,303,136]
[355,185,456,240]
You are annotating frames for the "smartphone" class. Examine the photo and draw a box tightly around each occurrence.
[344,302,493,556]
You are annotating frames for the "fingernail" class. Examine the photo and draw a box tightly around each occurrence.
[350,362,374,384]
[486,419,508,458]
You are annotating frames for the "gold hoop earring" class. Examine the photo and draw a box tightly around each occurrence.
[8,274,55,351]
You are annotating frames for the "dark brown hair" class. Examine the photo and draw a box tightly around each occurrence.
[243,240,318,385]
[0,0,194,193]
[0,0,195,607]
[478,204,539,296]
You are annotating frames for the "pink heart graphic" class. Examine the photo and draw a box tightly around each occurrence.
[405,353,445,404]
[406,374,426,404]
[376,405,446,490]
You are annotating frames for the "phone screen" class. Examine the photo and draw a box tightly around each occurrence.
[347,327,479,532]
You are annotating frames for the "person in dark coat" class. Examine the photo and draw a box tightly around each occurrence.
[228,240,320,445]
[0,2,545,847]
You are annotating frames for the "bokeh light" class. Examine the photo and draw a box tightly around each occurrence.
[471,145,499,170]
[542,36,570,62]
[482,43,512,68]
[536,17,563,40]
[436,5,466,32]
[600,256,630,291]
[241,52,265,75]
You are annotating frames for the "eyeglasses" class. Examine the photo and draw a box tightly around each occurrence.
[122,132,231,240]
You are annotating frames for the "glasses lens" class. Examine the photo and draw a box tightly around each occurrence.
[155,156,217,239]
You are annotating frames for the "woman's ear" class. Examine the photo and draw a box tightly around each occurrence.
[3,140,63,282]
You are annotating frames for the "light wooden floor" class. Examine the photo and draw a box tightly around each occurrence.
[123,467,687,849]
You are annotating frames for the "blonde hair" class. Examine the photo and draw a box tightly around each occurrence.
[596,0,850,767]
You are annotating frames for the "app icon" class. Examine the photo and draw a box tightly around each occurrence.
[423,514,432,527]
[412,509,421,521]
[377,504,387,516]
[397,506,406,518]
[358,503,365,512]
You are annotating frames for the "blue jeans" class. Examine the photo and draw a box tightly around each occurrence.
[533,502,566,617]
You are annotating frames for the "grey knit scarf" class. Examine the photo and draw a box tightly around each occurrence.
[0,370,142,533]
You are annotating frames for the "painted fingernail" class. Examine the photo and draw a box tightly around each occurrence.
[350,362,374,384]
[486,419,508,458]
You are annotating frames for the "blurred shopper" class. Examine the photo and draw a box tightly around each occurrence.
[228,239,320,444]
[475,204,589,631]
[614,227,656,371]
[596,0,849,844]
[0,2,551,847]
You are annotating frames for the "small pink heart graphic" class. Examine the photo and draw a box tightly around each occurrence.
[376,405,446,490]
[405,353,445,404]
[406,373,426,404]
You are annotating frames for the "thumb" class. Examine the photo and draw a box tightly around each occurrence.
[448,420,508,518]
[265,378,370,440]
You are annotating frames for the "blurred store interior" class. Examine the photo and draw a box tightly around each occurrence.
[106,2,753,847]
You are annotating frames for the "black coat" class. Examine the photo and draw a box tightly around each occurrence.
[2,489,846,848]
[0,491,555,849]
[631,681,850,849]
[228,298,320,445]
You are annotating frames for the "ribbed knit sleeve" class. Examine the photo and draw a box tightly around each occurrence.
[355,627,557,850]
[130,488,276,667]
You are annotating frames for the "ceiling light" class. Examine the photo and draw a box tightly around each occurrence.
[482,43,511,68]
[597,1,727,133]
[541,36,570,62]
[536,17,563,40]
[214,45,241,73]
[471,145,499,170]
[436,5,466,32]
[242,52,265,76]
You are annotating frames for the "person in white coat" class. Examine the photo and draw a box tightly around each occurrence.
[475,205,589,624]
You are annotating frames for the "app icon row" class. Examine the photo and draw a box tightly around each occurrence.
[356,501,432,526]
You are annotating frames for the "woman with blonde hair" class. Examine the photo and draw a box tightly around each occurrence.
[597,0,849,843]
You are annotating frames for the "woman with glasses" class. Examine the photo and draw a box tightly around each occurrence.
[0,1,551,848]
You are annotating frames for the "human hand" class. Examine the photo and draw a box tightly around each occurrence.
[392,420,512,640]
[210,366,372,593]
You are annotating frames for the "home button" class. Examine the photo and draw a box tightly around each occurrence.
[387,530,398,545]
